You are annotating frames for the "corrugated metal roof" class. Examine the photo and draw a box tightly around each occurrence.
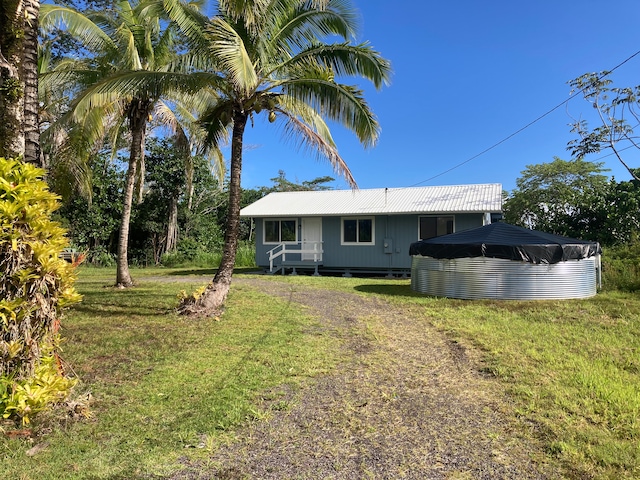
[240,184,502,217]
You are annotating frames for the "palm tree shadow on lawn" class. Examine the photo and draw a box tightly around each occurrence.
[166,267,262,277]
[354,284,421,298]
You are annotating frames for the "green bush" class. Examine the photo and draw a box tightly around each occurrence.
[235,241,257,267]
[0,346,77,425]
[0,157,81,424]
[601,239,640,291]
[86,245,116,267]
[160,241,256,268]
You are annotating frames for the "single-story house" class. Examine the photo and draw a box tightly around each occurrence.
[239,183,503,276]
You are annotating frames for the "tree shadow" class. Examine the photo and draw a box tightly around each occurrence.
[165,267,263,276]
[354,284,423,298]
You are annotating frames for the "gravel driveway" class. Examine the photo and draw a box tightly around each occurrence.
[170,276,555,480]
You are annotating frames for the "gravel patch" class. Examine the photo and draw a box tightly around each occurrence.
[168,276,555,480]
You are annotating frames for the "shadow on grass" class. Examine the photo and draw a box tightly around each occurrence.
[354,284,422,298]
[70,303,174,319]
[165,267,262,276]
[70,286,180,319]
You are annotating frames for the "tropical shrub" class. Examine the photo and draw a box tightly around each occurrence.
[601,238,640,291]
[0,158,81,424]
[0,346,77,425]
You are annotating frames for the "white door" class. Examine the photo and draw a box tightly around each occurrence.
[302,217,322,261]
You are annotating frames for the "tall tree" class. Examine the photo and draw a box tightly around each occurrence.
[503,157,611,238]
[179,0,391,315]
[568,72,640,181]
[40,0,218,287]
[0,0,41,164]
[267,170,335,191]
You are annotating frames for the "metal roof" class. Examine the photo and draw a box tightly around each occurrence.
[240,184,502,217]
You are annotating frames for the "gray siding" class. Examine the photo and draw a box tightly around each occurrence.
[253,213,485,270]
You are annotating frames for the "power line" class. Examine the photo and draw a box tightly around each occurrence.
[408,49,640,187]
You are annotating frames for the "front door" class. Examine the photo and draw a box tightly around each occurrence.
[302,217,322,261]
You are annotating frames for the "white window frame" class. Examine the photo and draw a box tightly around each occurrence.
[341,217,375,246]
[418,215,455,240]
[263,218,298,244]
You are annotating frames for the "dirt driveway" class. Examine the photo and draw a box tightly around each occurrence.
[171,276,555,480]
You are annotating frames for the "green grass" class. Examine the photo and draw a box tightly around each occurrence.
[414,294,640,479]
[2,268,639,479]
[0,269,339,479]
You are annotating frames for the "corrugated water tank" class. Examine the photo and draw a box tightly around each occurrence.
[409,222,601,300]
[410,255,599,300]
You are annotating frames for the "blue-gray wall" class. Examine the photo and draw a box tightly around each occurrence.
[252,213,485,270]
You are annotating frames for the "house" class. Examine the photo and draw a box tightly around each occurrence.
[240,183,503,276]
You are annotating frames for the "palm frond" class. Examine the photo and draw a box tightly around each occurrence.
[116,20,144,70]
[199,100,234,149]
[153,24,177,68]
[282,75,380,147]
[206,18,258,93]
[286,42,391,89]
[265,0,358,56]
[277,93,336,147]
[218,0,271,29]
[154,101,226,184]
[40,4,118,53]
[277,106,356,188]
[155,94,228,184]
[70,71,219,120]
[167,50,219,74]
[161,0,211,53]
[40,67,103,96]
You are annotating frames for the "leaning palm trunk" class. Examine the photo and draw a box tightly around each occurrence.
[180,113,247,315]
[116,153,138,287]
[116,100,150,287]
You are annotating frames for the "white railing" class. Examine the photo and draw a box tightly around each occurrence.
[267,242,323,272]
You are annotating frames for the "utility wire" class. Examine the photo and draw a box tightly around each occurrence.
[408,49,640,187]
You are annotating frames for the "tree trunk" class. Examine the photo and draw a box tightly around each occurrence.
[116,99,150,287]
[116,153,137,287]
[165,195,179,253]
[0,0,25,160]
[22,0,39,165]
[181,111,247,315]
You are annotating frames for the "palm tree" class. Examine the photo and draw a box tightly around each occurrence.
[0,0,41,164]
[40,0,220,286]
[23,0,41,165]
[179,0,391,315]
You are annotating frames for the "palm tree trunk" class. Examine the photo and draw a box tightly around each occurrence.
[116,153,137,287]
[116,100,149,287]
[184,112,247,315]
[22,0,40,165]
[0,0,25,160]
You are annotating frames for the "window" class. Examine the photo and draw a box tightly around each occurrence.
[342,217,374,244]
[419,216,454,240]
[264,219,297,243]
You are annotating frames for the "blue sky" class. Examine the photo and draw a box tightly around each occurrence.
[221,1,640,192]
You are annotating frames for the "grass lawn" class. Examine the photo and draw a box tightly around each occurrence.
[1,267,639,479]
[1,268,342,479]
